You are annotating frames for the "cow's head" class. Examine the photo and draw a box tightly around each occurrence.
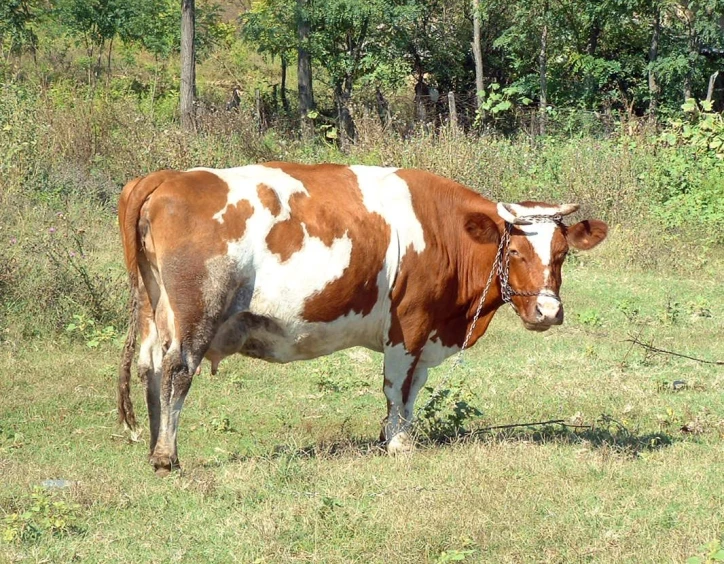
[492,202,607,331]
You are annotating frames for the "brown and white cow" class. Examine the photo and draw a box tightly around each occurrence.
[117,162,607,474]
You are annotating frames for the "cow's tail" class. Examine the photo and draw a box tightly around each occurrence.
[118,284,139,430]
[116,171,178,431]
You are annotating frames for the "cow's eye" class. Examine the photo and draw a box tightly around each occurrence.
[509,249,520,257]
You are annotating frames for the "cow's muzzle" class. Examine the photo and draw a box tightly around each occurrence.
[522,294,563,331]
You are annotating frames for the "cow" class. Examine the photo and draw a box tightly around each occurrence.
[117,162,608,475]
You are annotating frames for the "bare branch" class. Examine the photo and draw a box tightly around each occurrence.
[625,337,723,366]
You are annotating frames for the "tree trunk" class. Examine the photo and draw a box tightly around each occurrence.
[180,0,196,132]
[683,3,697,101]
[706,71,719,103]
[539,0,548,136]
[297,0,315,138]
[334,79,356,149]
[375,86,391,126]
[280,54,290,112]
[472,0,485,111]
[648,8,660,116]
[107,36,114,76]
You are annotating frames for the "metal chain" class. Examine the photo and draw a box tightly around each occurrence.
[454,228,508,366]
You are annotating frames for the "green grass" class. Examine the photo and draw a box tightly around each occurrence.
[1,262,723,563]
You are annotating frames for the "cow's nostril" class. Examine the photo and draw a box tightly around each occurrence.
[535,305,544,321]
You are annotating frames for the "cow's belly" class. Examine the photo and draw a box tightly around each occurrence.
[206,306,386,366]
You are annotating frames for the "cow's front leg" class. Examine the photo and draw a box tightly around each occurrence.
[150,345,195,475]
[382,346,421,455]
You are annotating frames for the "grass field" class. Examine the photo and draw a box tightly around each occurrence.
[1,259,723,563]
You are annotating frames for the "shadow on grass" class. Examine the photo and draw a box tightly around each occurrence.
[203,416,676,467]
[202,436,387,467]
[420,414,676,458]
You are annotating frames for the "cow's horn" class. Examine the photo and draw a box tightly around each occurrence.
[557,204,579,216]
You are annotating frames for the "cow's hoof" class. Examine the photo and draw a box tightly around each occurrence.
[154,465,172,477]
[149,454,179,476]
[387,432,415,456]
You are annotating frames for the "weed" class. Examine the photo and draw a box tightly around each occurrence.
[436,548,477,563]
[616,299,640,322]
[2,488,84,544]
[687,297,713,319]
[417,380,483,442]
[0,426,24,454]
[576,309,603,327]
[660,298,684,326]
[687,540,724,564]
[209,415,235,434]
[65,313,119,348]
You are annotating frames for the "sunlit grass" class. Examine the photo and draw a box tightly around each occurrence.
[1,262,722,563]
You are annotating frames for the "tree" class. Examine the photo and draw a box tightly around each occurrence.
[54,0,133,81]
[0,0,39,62]
[180,0,196,131]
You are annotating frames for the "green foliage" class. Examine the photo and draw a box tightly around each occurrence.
[576,309,603,328]
[0,0,40,59]
[659,298,684,326]
[648,105,724,243]
[0,425,24,455]
[417,380,483,442]
[436,548,477,563]
[2,488,83,544]
[687,540,724,564]
[65,313,119,348]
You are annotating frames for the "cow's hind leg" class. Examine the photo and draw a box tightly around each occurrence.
[150,344,196,475]
[136,289,164,456]
[149,298,228,475]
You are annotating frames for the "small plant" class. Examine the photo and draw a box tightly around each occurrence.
[616,299,640,322]
[436,549,477,563]
[0,425,24,454]
[417,381,483,442]
[576,309,603,327]
[687,540,724,564]
[687,297,712,319]
[659,298,683,326]
[65,313,119,348]
[209,415,234,433]
[2,487,83,544]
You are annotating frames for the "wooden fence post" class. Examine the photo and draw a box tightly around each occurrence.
[448,91,458,134]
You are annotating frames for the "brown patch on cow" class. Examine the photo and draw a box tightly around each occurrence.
[257,183,281,217]
[221,200,254,242]
[265,162,391,322]
[266,217,305,262]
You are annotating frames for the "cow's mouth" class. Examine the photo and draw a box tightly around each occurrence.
[523,320,554,332]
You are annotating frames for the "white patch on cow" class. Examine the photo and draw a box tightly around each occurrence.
[517,221,556,266]
[350,165,426,254]
[191,165,308,223]
[250,227,354,318]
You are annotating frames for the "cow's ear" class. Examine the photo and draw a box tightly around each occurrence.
[567,219,608,250]
[464,213,500,245]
